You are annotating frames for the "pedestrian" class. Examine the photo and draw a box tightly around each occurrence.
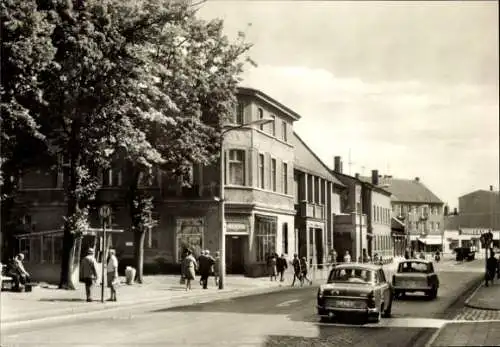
[268,253,277,281]
[485,250,498,287]
[277,254,288,282]
[198,250,206,286]
[404,248,410,260]
[106,249,119,302]
[213,251,221,286]
[362,248,370,263]
[300,256,312,286]
[330,249,338,266]
[9,253,30,292]
[183,249,197,291]
[343,250,351,263]
[291,254,302,287]
[80,248,99,302]
[199,249,214,289]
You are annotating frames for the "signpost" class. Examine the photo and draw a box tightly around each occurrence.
[99,205,111,303]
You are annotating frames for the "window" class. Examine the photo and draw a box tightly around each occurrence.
[281,121,287,141]
[102,168,122,187]
[255,215,277,262]
[270,115,276,136]
[282,162,288,194]
[228,149,245,185]
[176,218,204,262]
[282,223,289,254]
[258,108,264,130]
[235,102,244,125]
[271,158,277,192]
[436,222,440,230]
[258,154,265,189]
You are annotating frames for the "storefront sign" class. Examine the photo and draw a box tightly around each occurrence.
[226,222,248,235]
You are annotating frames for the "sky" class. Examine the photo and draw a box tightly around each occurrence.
[197,1,499,208]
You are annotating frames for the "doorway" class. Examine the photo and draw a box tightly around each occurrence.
[225,235,245,274]
[315,228,324,268]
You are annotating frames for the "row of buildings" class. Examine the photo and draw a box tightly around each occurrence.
[4,87,451,282]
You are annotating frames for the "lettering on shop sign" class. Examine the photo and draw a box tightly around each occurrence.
[226,222,248,234]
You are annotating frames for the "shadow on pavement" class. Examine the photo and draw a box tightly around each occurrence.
[39,298,86,302]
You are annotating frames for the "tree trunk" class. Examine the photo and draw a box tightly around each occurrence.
[134,230,146,283]
[0,172,18,262]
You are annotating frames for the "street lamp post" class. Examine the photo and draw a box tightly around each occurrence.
[218,117,273,290]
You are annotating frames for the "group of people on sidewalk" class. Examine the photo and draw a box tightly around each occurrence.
[180,248,221,291]
[80,247,119,302]
[266,253,313,287]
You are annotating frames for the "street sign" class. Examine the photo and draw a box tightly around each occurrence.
[99,205,111,219]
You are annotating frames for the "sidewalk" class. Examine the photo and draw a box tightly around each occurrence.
[427,275,500,347]
[465,281,500,310]
[0,274,297,325]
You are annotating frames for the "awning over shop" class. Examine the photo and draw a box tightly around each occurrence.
[417,235,443,246]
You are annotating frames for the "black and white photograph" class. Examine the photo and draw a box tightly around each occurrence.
[1,0,498,346]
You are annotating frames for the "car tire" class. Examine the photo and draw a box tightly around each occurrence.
[430,287,438,299]
[371,304,382,323]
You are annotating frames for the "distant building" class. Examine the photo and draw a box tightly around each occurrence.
[443,186,500,253]
[332,159,392,262]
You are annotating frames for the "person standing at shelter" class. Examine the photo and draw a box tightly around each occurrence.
[107,249,119,302]
[81,248,99,302]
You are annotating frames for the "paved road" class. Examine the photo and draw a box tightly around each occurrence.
[1,261,484,347]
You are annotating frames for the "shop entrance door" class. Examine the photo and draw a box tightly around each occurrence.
[226,235,245,274]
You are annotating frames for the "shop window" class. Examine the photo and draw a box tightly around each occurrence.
[176,218,204,262]
[255,215,277,262]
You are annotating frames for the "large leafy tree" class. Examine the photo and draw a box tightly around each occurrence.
[0,0,56,259]
[115,1,253,283]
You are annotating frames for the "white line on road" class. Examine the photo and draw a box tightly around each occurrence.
[316,317,450,329]
[277,299,300,307]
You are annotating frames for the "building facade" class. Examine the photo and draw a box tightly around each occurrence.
[378,176,445,253]
[443,186,500,253]
[292,133,345,267]
[7,87,350,281]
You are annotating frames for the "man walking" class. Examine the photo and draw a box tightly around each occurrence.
[81,248,98,302]
[300,256,312,286]
[199,250,215,289]
[198,250,206,286]
[486,250,498,287]
[277,254,288,282]
[291,254,302,287]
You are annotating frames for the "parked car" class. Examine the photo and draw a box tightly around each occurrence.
[317,263,393,323]
[392,260,439,299]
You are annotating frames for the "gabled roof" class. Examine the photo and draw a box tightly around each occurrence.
[291,132,344,187]
[333,172,391,196]
[237,87,301,121]
[460,189,499,199]
[363,176,443,204]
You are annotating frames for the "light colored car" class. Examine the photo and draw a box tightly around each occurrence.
[392,260,439,299]
[317,263,393,323]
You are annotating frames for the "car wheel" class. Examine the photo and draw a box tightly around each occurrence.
[430,287,438,299]
[372,304,382,323]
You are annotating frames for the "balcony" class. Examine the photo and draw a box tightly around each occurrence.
[296,201,325,220]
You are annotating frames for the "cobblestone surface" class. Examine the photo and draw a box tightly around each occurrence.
[454,307,500,321]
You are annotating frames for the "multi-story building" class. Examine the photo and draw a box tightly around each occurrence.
[292,133,345,267]
[378,176,445,253]
[7,87,345,282]
[443,186,500,253]
[331,159,393,262]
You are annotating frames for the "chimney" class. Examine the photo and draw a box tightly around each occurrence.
[415,177,420,182]
[334,156,342,173]
[371,170,379,186]
[444,205,449,216]
[490,185,494,191]
[355,173,360,179]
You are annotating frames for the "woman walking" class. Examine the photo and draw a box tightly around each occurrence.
[183,249,197,291]
[268,253,278,281]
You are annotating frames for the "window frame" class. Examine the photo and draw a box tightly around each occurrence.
[271,158,277,192]
[228,149,246,186]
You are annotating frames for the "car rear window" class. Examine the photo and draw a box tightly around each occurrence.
[328,268,374,284]
[398,262,430,273]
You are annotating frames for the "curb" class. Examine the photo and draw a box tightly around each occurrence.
[464,281,500,311]
[1,283,300,329]
[424,274,485,347]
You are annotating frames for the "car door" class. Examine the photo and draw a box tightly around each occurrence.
[377,269,391,306]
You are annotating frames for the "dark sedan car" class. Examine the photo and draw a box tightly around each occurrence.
[317,263,393,323]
